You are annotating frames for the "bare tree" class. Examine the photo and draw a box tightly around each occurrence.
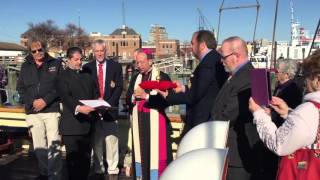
[22,20,62,47]
[21,20,90,55]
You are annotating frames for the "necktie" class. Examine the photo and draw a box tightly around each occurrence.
[98,63,104,98]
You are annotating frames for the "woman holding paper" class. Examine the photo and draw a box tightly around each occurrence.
[56,47,99,180]
[249,49,320,179]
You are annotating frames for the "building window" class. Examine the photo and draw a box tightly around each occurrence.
[113,52,115,56]
[123,34,125,38]
[112,42,115,46]
[163,45,165,48]
[134,42,136,46]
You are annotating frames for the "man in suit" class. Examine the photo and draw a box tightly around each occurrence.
[82,39,123,180]
[126,51,173,180]
[159,30,228,133]
[56,47,98,180]
[210,36,276,180]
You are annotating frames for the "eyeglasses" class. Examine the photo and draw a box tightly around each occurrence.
[275,70,286,74]
[221,53,234,60]
[31,48,43,54]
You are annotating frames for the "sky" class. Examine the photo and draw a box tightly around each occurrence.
[0,0,319,44]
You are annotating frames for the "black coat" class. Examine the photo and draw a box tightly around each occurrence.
[272,79,303,127]
[82,59,123,121]
[166,50,228,129]
[211,62,274,177]
[56,68,99,135]
[17,53,62,114]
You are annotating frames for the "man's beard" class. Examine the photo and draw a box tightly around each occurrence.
[224,66,231,73]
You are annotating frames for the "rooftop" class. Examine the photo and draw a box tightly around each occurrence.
[0,42,27,51]
[110,25,139,36]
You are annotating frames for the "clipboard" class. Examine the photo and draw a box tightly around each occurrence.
[250,68,272,107]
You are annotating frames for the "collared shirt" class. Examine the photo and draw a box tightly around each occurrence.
[200,49,212,62]
[96,59,107,88]
[232,60,250,75]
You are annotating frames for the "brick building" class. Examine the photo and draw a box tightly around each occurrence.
[90,26,141,60]
[148,25,179,58]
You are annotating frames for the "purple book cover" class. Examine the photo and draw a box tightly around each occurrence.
[250,68,271,107]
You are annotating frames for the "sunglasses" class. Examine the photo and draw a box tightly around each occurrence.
[31,48,43,54]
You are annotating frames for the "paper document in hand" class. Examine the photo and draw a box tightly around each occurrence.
[79,100,111,109]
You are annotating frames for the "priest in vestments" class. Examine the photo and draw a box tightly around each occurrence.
[126,51,173,180]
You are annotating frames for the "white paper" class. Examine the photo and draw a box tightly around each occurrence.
[79,99,111,108]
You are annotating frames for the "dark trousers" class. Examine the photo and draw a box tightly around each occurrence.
[139,112,151,180]
[63,134,91,180]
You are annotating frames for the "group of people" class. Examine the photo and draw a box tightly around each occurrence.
[16,29,320,180]
[17,39,122,180]
[127,31,273,180]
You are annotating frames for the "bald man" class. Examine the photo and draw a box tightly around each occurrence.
[210,36,277,180]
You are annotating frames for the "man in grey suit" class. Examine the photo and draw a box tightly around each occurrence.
[211,36,277,180]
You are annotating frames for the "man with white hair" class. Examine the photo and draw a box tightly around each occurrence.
[82,39,123,180]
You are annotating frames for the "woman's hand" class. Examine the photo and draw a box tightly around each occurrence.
[269,96,289,117]
[249,97,263,113]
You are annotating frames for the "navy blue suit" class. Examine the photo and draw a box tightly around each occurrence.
[82,59,123,174]
[82,59,123,121]
[166,49,228,131]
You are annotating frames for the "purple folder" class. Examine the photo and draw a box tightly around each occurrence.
[250,68,271,107]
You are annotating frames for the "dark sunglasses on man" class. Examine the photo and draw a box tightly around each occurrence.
[31,48,43,54]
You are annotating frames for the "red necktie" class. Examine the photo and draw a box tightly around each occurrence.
[98,63,104,98]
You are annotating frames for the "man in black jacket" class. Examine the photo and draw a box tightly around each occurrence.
[56,47,98,180]
[159,30,228,133]
[17,40,62,180]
